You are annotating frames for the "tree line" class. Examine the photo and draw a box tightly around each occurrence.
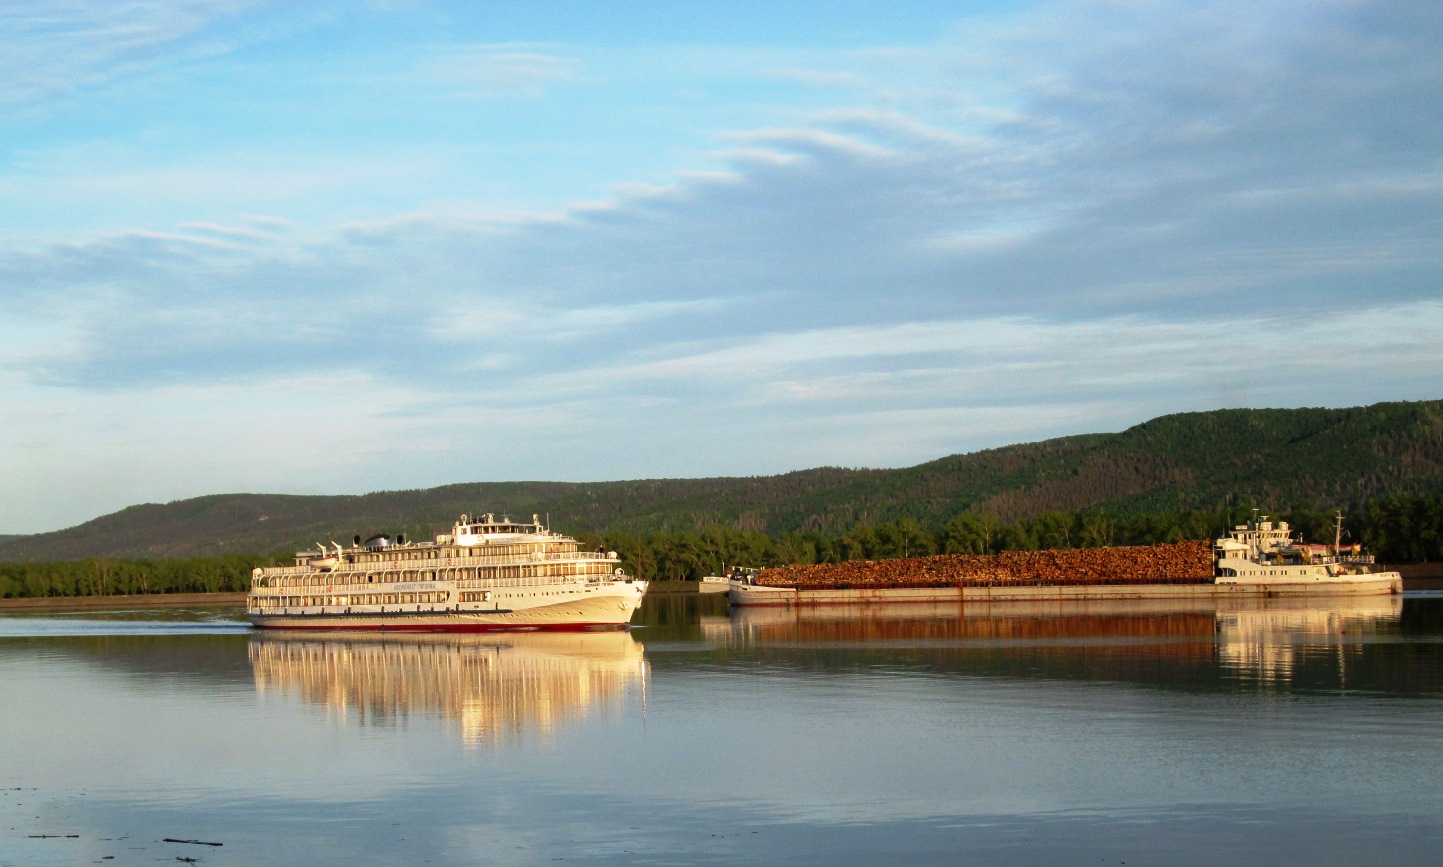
[0,554,266,600]
[3,495,1440,598]
[588,495,1443,581]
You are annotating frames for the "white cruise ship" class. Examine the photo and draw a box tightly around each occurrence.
[246,513,647,631]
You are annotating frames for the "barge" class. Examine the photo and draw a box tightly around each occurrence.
[728,513,1401,607]
[247,513,648,631]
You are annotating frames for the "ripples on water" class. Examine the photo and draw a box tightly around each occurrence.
[3,594,1443,866]
[0,606,249,636]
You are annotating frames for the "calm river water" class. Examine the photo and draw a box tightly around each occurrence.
[4,593,1443,866]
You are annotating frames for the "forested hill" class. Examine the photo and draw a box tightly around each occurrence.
[4,399,1441,562]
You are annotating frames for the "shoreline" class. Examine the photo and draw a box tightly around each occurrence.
[0,562,1438,611]
[0,592,247,612]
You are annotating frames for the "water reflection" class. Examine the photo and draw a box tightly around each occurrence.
[708,595,1408,693]
[715,597,1227,645]
[1215,595,1400,684]
[6,598,1443,865]
[248,631,648,748]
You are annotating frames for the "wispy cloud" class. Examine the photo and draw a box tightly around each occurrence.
[1,0,1440,532]
[423,43,582,99]
[0,0,268,106]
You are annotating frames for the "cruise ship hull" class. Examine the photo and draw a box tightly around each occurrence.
[249,589,646,632]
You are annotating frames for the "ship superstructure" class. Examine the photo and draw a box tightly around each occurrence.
[1212,511,1398,587]
[247,513,647,631]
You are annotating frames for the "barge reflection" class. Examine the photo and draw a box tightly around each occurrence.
[248,631,647,747]
[711,595,1403,689]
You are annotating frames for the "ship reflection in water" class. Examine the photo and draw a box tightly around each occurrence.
[248,631,648,747]
[1214,594,1402,686]
[708,595,1403,690]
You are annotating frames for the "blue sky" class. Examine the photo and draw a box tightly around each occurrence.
[3,0,1441,534]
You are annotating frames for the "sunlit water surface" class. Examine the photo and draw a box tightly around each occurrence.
[4,594,1443,866]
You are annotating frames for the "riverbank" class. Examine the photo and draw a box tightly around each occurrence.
[1,562,1437,610]
[1398,562,1443,590]
[0,592,247,611]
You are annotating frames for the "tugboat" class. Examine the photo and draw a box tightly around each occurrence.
[1213,511,1401,591]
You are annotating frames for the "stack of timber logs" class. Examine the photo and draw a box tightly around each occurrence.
[755,541,1214,589]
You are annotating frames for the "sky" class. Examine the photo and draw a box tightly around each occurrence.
[2,0,1441,535]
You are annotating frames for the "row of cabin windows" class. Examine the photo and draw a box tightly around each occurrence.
[254,587,587,609]
[352,543,569,564]
[268,562,611,588]
[255,591,449,608]
[294,544,577,570]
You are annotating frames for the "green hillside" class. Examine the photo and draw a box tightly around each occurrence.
[3,399,1440,563]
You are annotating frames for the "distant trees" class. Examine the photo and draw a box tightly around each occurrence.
[940,512,1001,555]
[1359,494,1443,562]
[3,494,1439,598]
[593,495,1443,581]
[579,525,787,582]
[0,554,270,599]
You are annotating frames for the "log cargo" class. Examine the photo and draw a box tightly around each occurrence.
[750,541,1214,590]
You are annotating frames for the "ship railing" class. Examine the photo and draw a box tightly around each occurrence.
[1339,554,1377,565]
[255,570,622,592]
[320,550,618,568]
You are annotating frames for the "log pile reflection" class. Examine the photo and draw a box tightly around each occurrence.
[248,631,647,747]
[713,599,1225,661]
[710,596,1403,690]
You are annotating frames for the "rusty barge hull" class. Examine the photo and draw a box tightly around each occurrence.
[727,576,1401,607]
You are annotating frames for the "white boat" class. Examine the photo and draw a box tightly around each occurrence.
[698,575,730,593]
[247,513,648,631]
[700,566,755,593]
[1213,511,1401,591]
